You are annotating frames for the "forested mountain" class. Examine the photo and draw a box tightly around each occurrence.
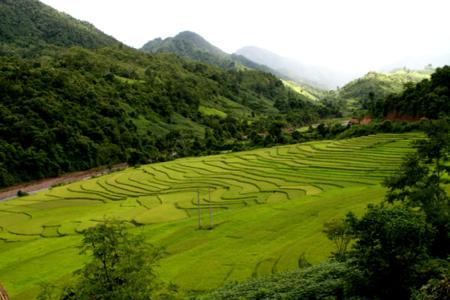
[332,68,433,115]
[140,31,276,73]
[379,66,450,118]
[0,1,328,188]
[0,0,120,49]
[338,68,432,104]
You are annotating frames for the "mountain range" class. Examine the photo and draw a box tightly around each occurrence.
[141,33,363,90]
[235,46,357,89]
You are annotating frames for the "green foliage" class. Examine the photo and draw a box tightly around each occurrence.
[344,122,450,299]
[413,274,450,300]
[322,219,353,261]
[384,120,450,258]
[16,190,29,197]
[383,66,450,118]
[0,0,119,49]
[47,220,165,300]
[337,68,432,115]
[200,260,352,300]
[0,2,332,188]
[346,205,434,300]
[0,44,322,187]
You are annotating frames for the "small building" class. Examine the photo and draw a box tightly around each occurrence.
[342,118,360,126]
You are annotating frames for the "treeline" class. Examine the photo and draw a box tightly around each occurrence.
[368,66,450,119]
[0,45,328,188]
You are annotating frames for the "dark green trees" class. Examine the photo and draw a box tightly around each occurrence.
[321,120,450,299]
[346,205,433,300]
[383,66,450,118]
[47,221,168,300]
[384,120,450,258]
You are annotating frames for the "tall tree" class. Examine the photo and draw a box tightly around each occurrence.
[384,120,450,257]
[58,220,165,300]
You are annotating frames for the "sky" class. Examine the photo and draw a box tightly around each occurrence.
[40,0,450,74]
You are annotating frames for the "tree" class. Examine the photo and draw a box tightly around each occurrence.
[347,205,434,300]
[58,220,165,300]
[323,218,353,261]
[384,120,450,258]
[415,119,450,179]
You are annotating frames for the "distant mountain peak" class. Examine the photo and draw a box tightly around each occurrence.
[175,31,205,40]
[141,31,226,57]
[140,31,279,74]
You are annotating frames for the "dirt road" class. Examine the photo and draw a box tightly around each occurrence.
[0,164,128,201]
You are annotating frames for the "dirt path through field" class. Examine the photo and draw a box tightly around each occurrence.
[0,163,128,201]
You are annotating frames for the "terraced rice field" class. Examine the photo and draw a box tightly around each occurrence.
[0,133,420,299]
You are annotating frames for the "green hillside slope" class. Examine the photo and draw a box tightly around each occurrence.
[0,0,119,49]
[1,44,321,187]
[381,66,450,118]
[0,133,420,299]
[337,68,433,113]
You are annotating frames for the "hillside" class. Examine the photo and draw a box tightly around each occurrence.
[0,2,328,188]
[329,68,433,115]
[235,46,354,89]
[0,0,119,49]
[0,133,420,299]
[338,68,432,103]
[1,46,320,188]
[141,32,329,103]
[282,80,326,102]
[381,65,450,118]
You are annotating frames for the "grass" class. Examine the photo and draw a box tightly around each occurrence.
[0,133,421,299]
[199,105,227,119]
[282,80,323,102]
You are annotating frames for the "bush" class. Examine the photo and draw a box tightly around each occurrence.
[200,260,354,300]
[17,190,29,197]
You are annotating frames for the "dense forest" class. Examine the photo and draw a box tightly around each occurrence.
[0,44,332,188]
[0,0,119,50]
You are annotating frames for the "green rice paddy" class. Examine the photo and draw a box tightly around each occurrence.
[0,133,421,299]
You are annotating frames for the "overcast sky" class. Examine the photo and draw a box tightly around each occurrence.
[41,0,450,73]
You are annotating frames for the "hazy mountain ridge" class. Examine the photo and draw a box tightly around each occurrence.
[141,31,285,75]
[0,0,120,49]
[235,46,355,89]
